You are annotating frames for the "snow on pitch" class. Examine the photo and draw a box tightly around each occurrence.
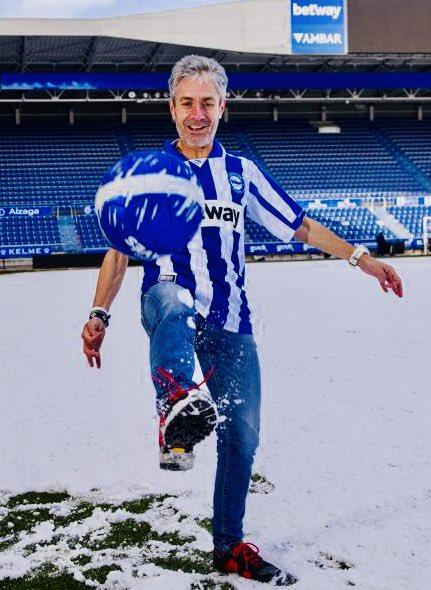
[0,258,430,589]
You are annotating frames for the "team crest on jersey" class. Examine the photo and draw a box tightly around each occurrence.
[228,172,245,194]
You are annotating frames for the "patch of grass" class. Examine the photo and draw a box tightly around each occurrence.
[196,517,212,533]
[153,549,213,575]
[1,564,90,590]
[157,528,196,546]
[0,491,220,589]
[0,507,53,537]
[72,554,92,566]
[190,581,236,590]
[83,518,195,551]
[0,539,15,551]
[313,552,354,571]
[13,502,104,555]
[122,494,170,514]
[52,502,98,528]
[121,496,154,514]
[337,559,353,571]
[249,473,275,495]
[85,564,122,584]
[0,496,100,553]
[8,492,70,508]
[87,519,152,550]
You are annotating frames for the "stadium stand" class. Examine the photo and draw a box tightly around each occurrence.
[75,213,109,252]
[2,118,431,256]
[378,119,431,183]
[0,217,62,251]
[306,205,396,241]
[0,125,121,207]
[387,205,431,238]
[241,119,428,195]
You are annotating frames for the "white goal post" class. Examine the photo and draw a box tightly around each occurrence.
[423,216,431,254]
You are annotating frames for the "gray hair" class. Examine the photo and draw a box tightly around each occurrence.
[168,54,228,101]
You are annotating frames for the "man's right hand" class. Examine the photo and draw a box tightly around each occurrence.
[81,317,106,368]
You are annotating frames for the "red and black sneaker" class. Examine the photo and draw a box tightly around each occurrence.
[155,367,218,471]
[213,542,297,586]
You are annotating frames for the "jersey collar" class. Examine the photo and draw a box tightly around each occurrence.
[164,139,225,163]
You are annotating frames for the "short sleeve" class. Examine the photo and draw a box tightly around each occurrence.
[245,158,305,242]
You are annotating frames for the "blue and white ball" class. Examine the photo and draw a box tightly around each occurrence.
[95,150,204,260]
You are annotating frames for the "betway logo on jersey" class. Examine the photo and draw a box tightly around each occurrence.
[292,2,342,19]
[293,32,342,45]
[202,200,243,231]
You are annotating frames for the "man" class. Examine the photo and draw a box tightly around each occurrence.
[82,55,403,586]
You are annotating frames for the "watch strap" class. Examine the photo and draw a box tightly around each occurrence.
[89,308,111,327]
[348,245,370,267]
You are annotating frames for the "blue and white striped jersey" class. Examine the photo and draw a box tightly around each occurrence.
[141,139,305,334]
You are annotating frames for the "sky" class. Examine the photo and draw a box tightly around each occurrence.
[0,0,239,19]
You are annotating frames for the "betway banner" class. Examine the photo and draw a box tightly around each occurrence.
[0,206,53,217]
[290,0,347,55]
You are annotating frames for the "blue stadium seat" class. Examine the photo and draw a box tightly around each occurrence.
[0,217,62,250]
[387,205,431,237]
[75,213,109,251]
[1,119,430,254]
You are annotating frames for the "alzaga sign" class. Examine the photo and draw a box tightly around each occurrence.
[290,0,347,55]
[0,206,53,217]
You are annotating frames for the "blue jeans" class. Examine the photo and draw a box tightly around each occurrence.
[141,281,261,551]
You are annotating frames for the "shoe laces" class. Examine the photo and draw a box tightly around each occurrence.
[231,542,263,570]
[152,366,215,403]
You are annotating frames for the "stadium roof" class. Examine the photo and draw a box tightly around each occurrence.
[0,0,430,72]
[1,0,431,107]
[0,36,271,71]
[1,35,431,74]
[0,0,289,57]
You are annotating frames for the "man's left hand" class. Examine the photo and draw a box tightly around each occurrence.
[358,255,403,298]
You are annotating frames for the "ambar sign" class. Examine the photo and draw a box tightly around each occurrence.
[293,32,342,44]
[290,0,347,55]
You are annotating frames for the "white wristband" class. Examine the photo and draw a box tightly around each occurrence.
[348,245,370,268]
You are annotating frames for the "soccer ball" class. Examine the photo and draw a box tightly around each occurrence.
[95,150,204,260]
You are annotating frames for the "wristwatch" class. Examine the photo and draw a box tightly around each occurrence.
[348,245,370,268]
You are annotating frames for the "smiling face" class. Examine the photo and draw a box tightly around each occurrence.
[169,74,225,151]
